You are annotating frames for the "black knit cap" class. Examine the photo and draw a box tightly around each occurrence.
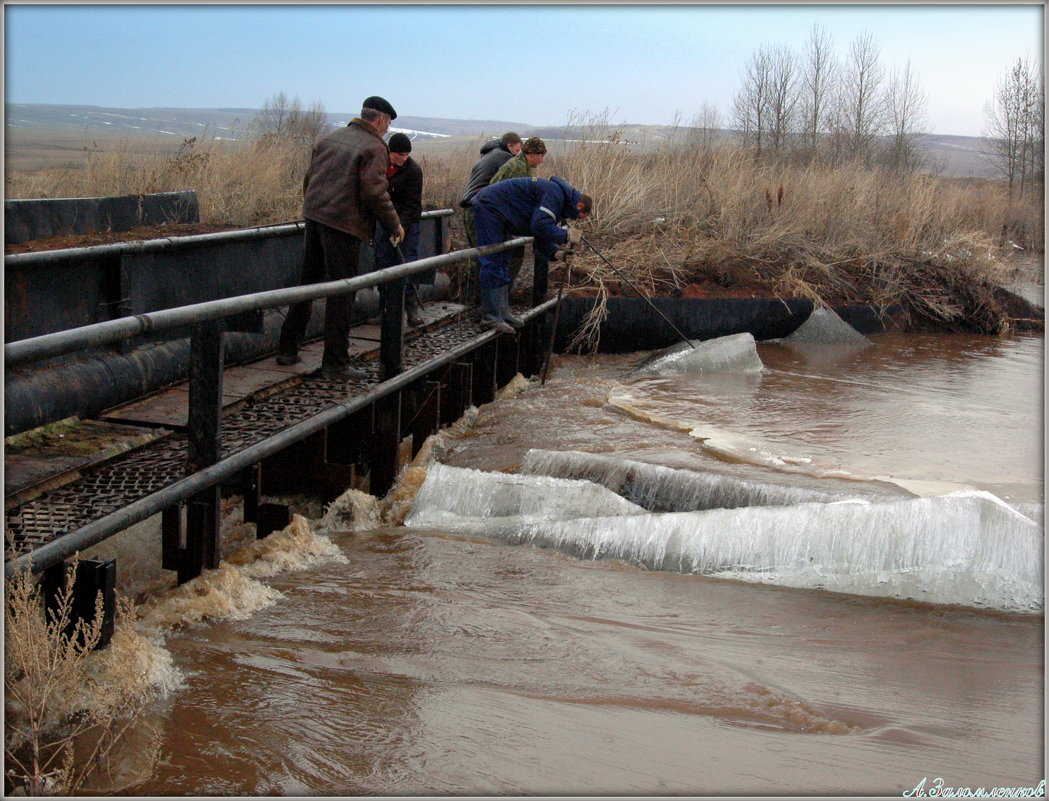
[388,132,412,153]
[363,95,397,120]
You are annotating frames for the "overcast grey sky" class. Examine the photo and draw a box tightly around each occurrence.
[4,3,1044,137]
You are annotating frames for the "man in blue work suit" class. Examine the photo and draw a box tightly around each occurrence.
[470,175,592,333]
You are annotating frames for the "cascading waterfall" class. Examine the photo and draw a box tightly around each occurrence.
[406,453,1043,613]
[404,462,647,530]
[519,448,889,511]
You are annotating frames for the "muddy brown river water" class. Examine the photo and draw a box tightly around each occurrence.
[85,331,1042,796]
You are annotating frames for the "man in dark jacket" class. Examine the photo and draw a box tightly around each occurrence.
[488,136,548,289]
[372,132,427,327]
[459,132,523,210]
[458,132,522,300]
[277,95,404,379]
[471,175,592,333]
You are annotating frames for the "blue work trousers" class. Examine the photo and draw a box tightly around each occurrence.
[472,202,519,291]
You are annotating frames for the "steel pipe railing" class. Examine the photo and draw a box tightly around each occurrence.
[4,296,559,578]
[4,236,533,368]
[2,209,454,269]
[5,216,559,580]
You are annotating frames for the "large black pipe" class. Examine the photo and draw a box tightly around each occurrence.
[4,297,559,578]
[4,276,450,435]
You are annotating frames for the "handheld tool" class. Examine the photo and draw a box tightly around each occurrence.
[539,250,571,385]
[579,234,696,350]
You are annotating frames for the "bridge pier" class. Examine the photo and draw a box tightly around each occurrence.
[41,557,117,651]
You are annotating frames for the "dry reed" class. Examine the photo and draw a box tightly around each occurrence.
[4,116,1041,338]
[5,560,162,796]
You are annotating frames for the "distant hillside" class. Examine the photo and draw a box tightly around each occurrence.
[4,103,534,142]
[5,103,999,178]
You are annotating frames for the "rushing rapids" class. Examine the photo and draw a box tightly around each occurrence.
[30,328,1042,795]
[405,451,1043,613]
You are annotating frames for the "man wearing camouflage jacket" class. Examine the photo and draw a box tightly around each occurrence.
[488,137,548,291]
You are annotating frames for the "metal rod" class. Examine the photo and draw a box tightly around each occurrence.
[5,222,304,268]
[4,297,560,579]
[579,235,696,350]
[5,236,534,368]
[4,210,454,269]
[539,261,570,385]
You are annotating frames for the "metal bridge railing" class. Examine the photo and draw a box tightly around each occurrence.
[4,234,534,369]
[4,227,554,582]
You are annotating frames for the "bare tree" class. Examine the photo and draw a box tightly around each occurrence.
[688,101,723,153]
[766,44,800,156]
[732,46,774,156]
[837,30,887,164]
[799,24,837,162]
[252,91,329,143]
[883,60,929,173]
[984,57,1043,198]
[1033,75,1045,187]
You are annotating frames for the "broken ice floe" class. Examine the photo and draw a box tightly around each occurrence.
[625,332,764,378]
[404,462,646,530]
[405,453,1043,613]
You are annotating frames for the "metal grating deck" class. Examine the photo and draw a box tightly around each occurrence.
[4,316,496,560]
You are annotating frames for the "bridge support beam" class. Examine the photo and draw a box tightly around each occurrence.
[41,557,117,651]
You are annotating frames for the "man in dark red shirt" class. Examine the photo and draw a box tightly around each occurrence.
[373,132,427,327]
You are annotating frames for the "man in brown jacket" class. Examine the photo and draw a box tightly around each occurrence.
[277,95,405,379]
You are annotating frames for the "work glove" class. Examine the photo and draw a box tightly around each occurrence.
[553,248,569,262]
[566,228,583,245]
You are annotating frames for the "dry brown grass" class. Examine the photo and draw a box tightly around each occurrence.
[537,116,1041,340]
[5,119,1042,336]
[6,131,312,226]
[4,559,162,795]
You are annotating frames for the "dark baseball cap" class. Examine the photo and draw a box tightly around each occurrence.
[362,96,397,120]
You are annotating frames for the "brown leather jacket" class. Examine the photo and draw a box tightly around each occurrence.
[302,118,400,242]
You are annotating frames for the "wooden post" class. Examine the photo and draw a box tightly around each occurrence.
[496,333,519,387]
[170,319,225,583]
[472,340,498,406]
[531,250,549,307]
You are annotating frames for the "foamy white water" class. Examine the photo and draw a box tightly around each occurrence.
[407,452,1043,612]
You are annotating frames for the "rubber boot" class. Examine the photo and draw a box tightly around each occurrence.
[480,287,514,334]
[499,284,524,329]
[405,284,425,328]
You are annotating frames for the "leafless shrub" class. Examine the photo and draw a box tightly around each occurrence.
[5,559,162,796]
